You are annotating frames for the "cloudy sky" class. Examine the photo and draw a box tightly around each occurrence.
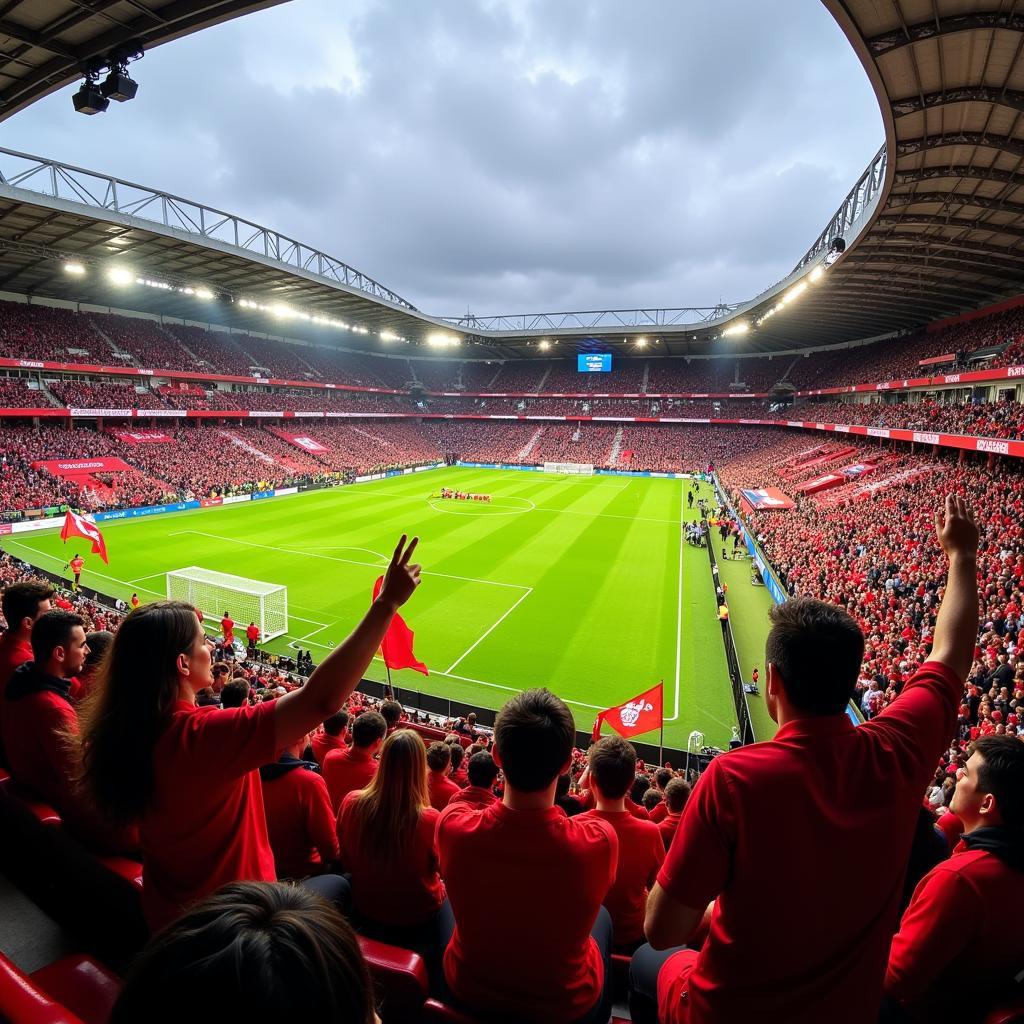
[5,0,882,317]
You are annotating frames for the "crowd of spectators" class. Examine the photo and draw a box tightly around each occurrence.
[0,379,54,408]
[0,301,105,362]
[47,380,167,410]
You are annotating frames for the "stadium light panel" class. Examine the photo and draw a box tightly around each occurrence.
[427,331,461,348]
[723,322,750,337]
[539,339,551,351]
[635,336,648,348]
[107,266,132,286]
[781,281,807,305]
[195,287,214,300]
[809,265,825,283]
[100,70,138,103]
[72,80,109,115]
[63,262,86,276]
[380,330,399,341]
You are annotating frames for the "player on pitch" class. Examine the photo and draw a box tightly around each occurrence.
[63,553,85,592]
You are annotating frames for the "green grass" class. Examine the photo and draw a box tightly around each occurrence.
[5,469,738,749]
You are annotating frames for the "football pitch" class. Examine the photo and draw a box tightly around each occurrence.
[5,469,747,750]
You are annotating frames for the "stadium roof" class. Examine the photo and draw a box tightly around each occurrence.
[0,1,289,122]
[1,0,1022,360]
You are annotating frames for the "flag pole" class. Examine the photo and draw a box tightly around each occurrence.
[658,679,665,767]
[385,662,394,701]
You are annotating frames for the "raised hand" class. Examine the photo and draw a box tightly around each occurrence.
[934,494,979,561]
[377,534,422,611]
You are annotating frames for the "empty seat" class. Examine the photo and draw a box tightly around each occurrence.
[30,956,120,1024]
[0,950,87,1024]
[357,936,428,1022]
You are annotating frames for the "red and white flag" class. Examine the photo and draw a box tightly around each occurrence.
[60,510,109,564]
[592,681,664,741]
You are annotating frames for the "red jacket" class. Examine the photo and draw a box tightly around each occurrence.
[323,745,377,813]
[260,757,339,879]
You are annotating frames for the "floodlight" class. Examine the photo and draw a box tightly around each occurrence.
[72,80,109,115]
[100,70,138,102]
[195,287,214,299]
[107,266,132,286]
[539,339,551,351]
[380,330,399,341]
[63,262,86,276]
[635,336,648,348]
[723,321,750,337]
[781,281,807,305]
[809,265,825,283]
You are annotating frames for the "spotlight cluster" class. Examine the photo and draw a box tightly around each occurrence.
[72,46,143,116]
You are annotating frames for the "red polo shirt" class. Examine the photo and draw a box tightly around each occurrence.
[311,730,346,766]
[656,660,963,1024]
[323,745,378,812]
[140,699,277,932]
[886,840,1024,1022]
[427,769,460,811]
[437,800,617,1023]
[448,785,496,810]
[649,801,668,824]
[337,791,443,927]
[260,763,339,880]
[658,811,682,851]
[580,808,665,944]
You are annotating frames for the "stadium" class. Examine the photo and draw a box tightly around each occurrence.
[0,1,1022,1022]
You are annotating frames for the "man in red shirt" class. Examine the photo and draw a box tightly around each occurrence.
[885,735,1024,1022]
[437,688,618,1024]
[448,750,499,809]
[657,778,690,852]
[221,612,235,643]
[632,494,979,1024]
[68,554,84,592]
[311,709,348,766]
[0,581,53,753]
[427,741,460,810]
[648,767,674,824]
[3,610,135,853]
[259,736,340,880]
[580,736,665,951]
[322,710,384,812]
[246,621,260,654]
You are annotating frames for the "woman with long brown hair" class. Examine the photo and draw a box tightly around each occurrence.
[77,535,421,932]
[337,727,445,941]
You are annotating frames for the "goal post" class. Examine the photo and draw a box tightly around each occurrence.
[542,462,595,476]
[166,566,288,642]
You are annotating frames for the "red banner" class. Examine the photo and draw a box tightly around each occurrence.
[593,682,664,740]
[109,430,174,444]
[32,458,133,477]
[795,473,844,495]
[269,428,328,453]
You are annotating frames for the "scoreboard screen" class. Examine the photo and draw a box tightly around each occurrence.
[577,353,612,373]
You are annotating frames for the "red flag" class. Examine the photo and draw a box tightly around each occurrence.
[592,682,663,741]
[372,576,428,676]
[60,510,108,564]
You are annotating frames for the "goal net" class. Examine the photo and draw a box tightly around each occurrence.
[543,462,594,476]
[166,566,288,641]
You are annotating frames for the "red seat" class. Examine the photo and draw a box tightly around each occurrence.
[2,782,62,827]
[95,855,143,892]
[0,951,86,1024]
[986,993,1024,1024]
[421,999,482,1024]
[30,956,121,1024]
[356,936,428,1022]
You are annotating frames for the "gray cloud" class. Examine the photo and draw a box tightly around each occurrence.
[3,0,882,317]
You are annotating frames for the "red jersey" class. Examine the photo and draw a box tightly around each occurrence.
[140,699,277,932]
[580,808,666,944]
[656,661,963,1024]
[427,769,460,811]
[337,791,443,927]
[437,800,617,1023]
[322,745,377,813]
[658,810,682,851]
[246,624,259,644]
[70,557,84,575]
[130,595,140,609]
[649,801,668,824]
[886,841,1024,1022]
[260,760,339,880]
[221,617,235,640]
[311,730,346,767]
[448,785,496,810]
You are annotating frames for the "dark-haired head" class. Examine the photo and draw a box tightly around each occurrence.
[765,597,864,718]
[111,881,376,1024]
[588,736,638,801]
[467,750,499,789]
[31,610,86,676]
[494,688,575,793]
[2,580,54,636]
